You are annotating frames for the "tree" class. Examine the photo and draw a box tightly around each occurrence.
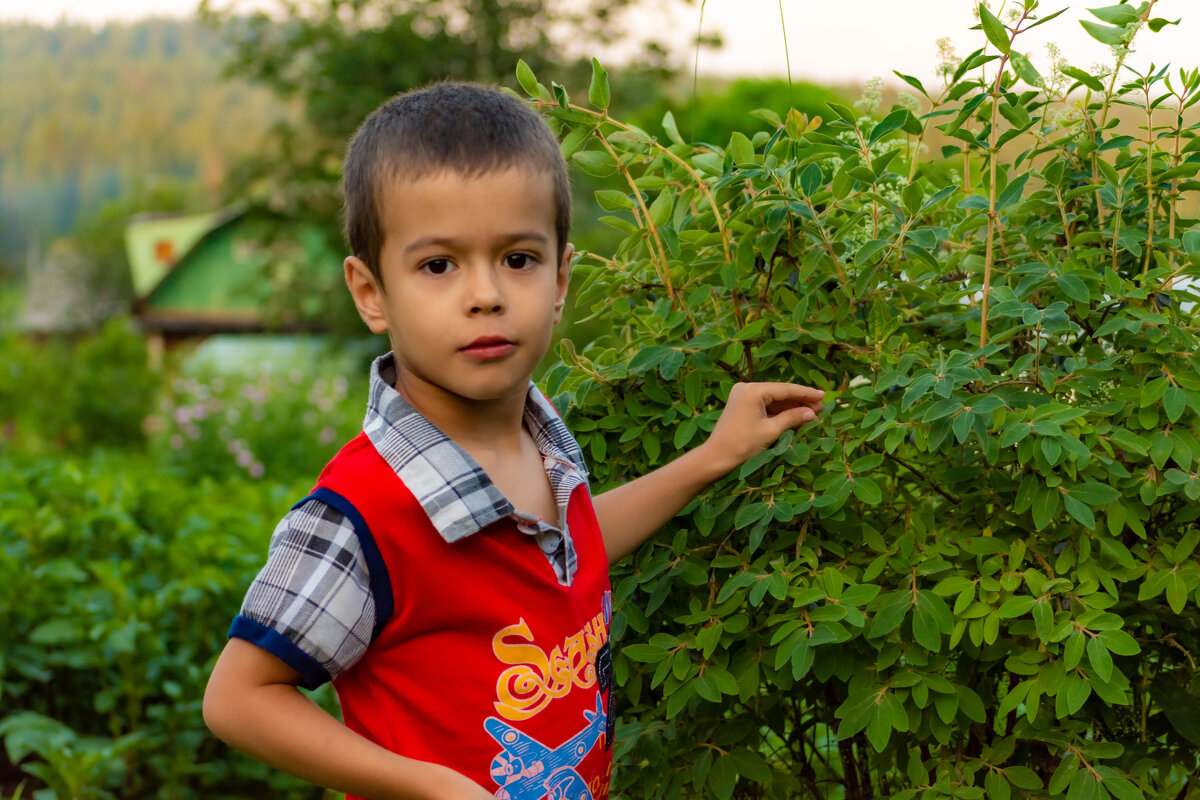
[199,0,691,335]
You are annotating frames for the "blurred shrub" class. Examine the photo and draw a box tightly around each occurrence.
[0,318,160,452]
[625,77,847,147]
[148,358,364,484]
[0,450,335,799]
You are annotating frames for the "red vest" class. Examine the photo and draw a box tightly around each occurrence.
[311,433,613,800]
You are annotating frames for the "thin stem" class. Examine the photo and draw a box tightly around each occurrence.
[593,132,679,308]
[778,0,793,105]
[1142,77,1156,274]
[692,0,706,142]
[557,104,733,264]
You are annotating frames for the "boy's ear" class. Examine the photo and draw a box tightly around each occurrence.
[344,256,390,335]
[553,243,574,324]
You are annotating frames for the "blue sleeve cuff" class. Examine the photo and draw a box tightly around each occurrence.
[228,615,331,691]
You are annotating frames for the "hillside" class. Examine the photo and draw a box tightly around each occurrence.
[0,18,291,273]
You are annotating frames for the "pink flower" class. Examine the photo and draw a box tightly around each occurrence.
[249,462,265,478]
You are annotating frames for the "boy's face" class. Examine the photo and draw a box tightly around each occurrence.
[344,167,571,410]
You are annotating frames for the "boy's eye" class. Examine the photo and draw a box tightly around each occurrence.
[421,258,453,275]
[504,253,535,270]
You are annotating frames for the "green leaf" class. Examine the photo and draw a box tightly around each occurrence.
[893,70,929,98]
[799,163,823,196]
[996,173,1030,209]
[1087,635,1114,682]
[986,769,1012,800]
[572,149,615,177]
[913,590,954,651]
[851,476,883,505]
[28,619,83,645]
[869,591,912,637]
[1067,481,1121,507]
[595,189,633,211]
[515,59,539,97]
[1098,629,1140,657]
[588,58,610,111]
[869,109,910,145]
[649,188,675,228]
[1164,386,1186,423]
[826,102,858,124]
[1087,4,1141,25]
[1005,766,1043,791]
[1141,376,1169,407]
[1063,494,1096,529]
[728,131,755,165]
[1166,573,1187,615]
[662,110,684,145]
[1056,273,1090,303]
[1050,753,1080,795]
[1080,19,1127,45]
[979,4,1012,54]
[1108,428,1149,456]
[1061,65,1106,92]
[709,753,737,800]
[997,595,1036,618]
[1009,51,1043,87]
[835,689,879,738]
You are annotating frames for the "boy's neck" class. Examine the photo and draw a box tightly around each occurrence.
[393,372,529,458]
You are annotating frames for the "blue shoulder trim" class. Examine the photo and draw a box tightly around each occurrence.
[300,487,395,640]
[228,615,330,691]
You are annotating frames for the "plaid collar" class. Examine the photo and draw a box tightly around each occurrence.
[361,352,588,544]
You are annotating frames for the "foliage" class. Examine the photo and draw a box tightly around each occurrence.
[625,77,849,150]
[0,450,335,799]
[148,354,365,484]
[0,319,160,451]
[523,3,1200,798]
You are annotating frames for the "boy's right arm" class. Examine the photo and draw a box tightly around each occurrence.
[203,638,493,800]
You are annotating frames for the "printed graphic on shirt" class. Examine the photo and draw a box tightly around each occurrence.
[488,592,614,800]
[485,695,607,800]
[491,595,611,721]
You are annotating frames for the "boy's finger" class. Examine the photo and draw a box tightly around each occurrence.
[753,382,826,409]
[769,404,819,436]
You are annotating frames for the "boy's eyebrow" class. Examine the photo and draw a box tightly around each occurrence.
[403,232,550,254]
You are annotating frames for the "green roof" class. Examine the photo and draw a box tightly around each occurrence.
[125,209,228,298]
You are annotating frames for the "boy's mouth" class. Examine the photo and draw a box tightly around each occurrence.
[461,336,516,359]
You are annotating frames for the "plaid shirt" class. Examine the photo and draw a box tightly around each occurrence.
[235,353,591,684]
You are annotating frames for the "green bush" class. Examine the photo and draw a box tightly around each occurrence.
[0,451,334,798]
[149,358,364,484]
[521,5,1200,799]
[0,318,159,452]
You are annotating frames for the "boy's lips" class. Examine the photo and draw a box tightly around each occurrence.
[460,336,516,359]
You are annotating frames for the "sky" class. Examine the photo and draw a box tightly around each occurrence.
[0,0,1195,85]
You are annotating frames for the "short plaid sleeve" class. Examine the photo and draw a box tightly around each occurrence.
[229,498,376,689]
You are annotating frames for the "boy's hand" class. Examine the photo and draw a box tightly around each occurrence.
[699,381,824,477]
[593,380,823,564]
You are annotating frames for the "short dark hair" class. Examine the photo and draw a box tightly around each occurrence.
[342,82,571,283]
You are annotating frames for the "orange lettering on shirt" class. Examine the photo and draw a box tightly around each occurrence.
[492,613,608,721]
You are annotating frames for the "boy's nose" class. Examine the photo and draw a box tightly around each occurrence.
[466,266,505,314]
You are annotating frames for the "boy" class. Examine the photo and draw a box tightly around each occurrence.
[202,82,824,800]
